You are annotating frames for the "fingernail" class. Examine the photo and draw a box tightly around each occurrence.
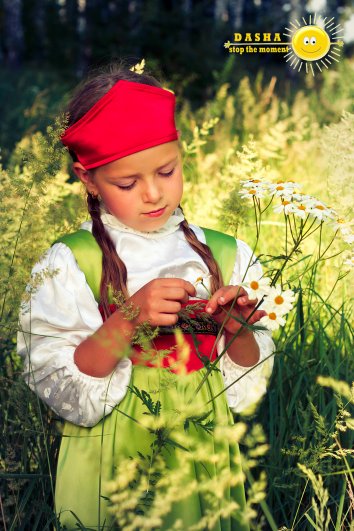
[219,297,225,303]
[206,307,213,313]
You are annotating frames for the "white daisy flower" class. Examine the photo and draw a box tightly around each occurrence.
[241,178,266,188]
[297,195,317,208]
[268,181,301,198]
[273,200,295,216]
[263,286,296,315]
[291,203,310,220]
[343,253,354,268]
[343,233,354,245]
[330,218,352,235]
[308,201,335,222]
[194,274,212,287]
[259,311,286,331]
[243,270,272,300]
[239,186,266,200]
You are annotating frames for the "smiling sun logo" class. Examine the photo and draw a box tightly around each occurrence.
[284,14,344,75]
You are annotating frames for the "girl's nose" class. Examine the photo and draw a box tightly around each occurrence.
[141,179,162,203]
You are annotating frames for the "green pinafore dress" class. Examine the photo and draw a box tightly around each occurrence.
[54,229,250,531]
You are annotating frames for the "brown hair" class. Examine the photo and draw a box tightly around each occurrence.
[65,61,223,320]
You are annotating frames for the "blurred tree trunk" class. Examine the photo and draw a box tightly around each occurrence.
[229,0,244,30]
[76,0,89,78]
[215,0,228,23]
[287,0,302,77]
[129,0,143,53]
[182,0,192,16]
[3,0,24,67]
[33,0,46,61]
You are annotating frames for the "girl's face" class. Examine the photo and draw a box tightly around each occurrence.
[74,141,183,232]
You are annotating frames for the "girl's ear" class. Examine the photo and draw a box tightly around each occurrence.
[72,163,98,195]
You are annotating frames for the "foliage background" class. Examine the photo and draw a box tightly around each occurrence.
[0,0,353,529]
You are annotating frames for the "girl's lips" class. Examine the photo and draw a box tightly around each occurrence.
[143,207,166,217]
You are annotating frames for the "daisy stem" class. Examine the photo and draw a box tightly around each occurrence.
[300,216,318,238]
[254,197,260,240]
[285,212,288,257]
[260,194,274,215]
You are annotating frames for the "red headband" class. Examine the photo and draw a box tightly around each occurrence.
[61,80,178,169]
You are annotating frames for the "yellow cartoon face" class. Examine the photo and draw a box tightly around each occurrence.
[292,25,330,61]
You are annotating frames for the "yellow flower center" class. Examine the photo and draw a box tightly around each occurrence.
[268,312,277,320]
[276,180,284,184]
[274,295,284,304]
[196,277,203,283]
[282,200,290,206]
[276,185,284,190]
[337,218,345,224]
[250,281,259,290]
[315,205,325,210]
[252,179,261,183]
[298,205,306,210]
[249,189,257,195]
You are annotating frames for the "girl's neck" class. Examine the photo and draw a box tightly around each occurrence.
[98,201,185,239]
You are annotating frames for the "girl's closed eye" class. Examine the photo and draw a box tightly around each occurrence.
[160,168,175,177]
[117,181,136,191]
[116,167,175,190]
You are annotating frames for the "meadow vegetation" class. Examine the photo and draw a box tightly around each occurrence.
[0,60,353,529]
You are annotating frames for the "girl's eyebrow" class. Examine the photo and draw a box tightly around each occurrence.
[111,156,178,180]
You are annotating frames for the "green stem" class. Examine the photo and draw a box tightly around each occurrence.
[0,179,34,322]
[244,468,278,531]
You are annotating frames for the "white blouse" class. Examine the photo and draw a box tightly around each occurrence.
[17,210,274,427]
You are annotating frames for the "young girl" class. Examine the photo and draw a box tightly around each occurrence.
[17,64,274,530]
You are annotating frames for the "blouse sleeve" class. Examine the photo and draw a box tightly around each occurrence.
[17,243,132,427]
[218,239,275,413]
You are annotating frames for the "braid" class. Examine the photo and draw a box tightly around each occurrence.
[179,216,224,295]
[87,193,128,320]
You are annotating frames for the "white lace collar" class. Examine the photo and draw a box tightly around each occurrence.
[98,202,185,239]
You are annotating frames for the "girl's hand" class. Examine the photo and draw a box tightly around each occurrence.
[205,285,266,336]
[128,278,196,327]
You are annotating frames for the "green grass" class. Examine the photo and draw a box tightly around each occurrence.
[1,62,353,529]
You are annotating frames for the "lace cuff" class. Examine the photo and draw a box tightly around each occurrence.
[218,330,274,413]
[22,350,132,427]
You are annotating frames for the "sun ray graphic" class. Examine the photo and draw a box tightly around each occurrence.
[283,13,344,76]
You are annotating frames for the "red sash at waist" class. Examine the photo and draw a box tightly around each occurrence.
[98,299,220,374]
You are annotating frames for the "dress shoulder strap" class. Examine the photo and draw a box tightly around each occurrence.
[201,227,237,286]
[54,229,103,303]
[53,226,237,302]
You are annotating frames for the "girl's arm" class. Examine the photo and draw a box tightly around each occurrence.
[204,237,275,413]
[17,243,132,427]
[224,329,260,367]
[74,277,196,377]
[74,309,135,377]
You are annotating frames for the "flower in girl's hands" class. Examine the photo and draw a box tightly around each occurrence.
[194,274,212,296]
[259,310,286,331]
[243,270,271,300]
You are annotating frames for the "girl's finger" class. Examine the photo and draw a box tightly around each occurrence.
[206,285,246,314]
[248,310,267,323]
[237,295,258,306]
[205,288,228,314]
